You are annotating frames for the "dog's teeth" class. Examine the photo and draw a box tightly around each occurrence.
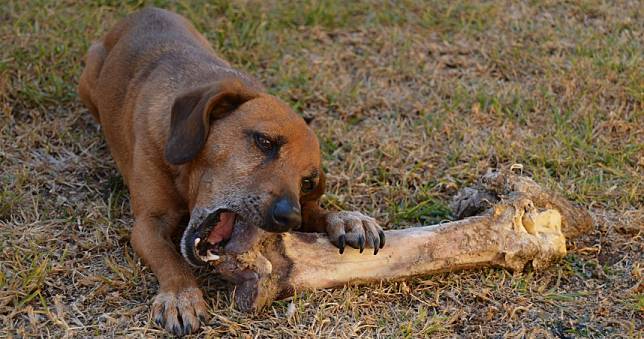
[194,238,201,247]
[203,249,220,262]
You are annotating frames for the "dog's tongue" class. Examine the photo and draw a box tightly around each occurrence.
[207,212,235,244]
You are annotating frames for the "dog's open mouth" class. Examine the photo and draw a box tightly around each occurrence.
[184,209,238,265]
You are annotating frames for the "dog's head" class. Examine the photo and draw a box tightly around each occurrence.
[165,78,324,266]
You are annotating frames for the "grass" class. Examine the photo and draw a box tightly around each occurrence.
[1,0,642,337]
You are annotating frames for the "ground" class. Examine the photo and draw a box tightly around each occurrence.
[0,0,642,337]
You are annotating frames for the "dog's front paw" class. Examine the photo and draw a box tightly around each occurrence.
[325,211,385,255]
[151,287,207,335]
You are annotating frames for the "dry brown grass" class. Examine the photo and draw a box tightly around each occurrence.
[1,0,642,337]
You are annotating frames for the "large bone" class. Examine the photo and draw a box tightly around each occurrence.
[208,169,591,311]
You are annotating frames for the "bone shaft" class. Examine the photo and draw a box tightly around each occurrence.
[280,215,513,291]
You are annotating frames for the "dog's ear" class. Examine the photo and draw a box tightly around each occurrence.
[165,79,258,165]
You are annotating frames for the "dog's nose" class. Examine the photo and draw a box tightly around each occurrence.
[270,197,301,231]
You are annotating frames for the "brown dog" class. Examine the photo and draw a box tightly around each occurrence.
[79,7,384,335]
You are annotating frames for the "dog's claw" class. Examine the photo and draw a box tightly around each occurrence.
[338,234,346,254]
[172,324,182,336]
[155,314,164,327]
[183,322,192,335]
[372,231,381,255]
[378,230,386,249]
[358,235,365,253]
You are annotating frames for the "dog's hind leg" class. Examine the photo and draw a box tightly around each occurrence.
[78,42,106,122]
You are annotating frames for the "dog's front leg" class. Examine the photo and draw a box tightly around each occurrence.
[302,201,386,255]
[127,165,208,336]
[131,214,207,335]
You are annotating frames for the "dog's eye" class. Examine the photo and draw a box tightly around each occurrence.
[254,134,273,153]
[301,178,315,193]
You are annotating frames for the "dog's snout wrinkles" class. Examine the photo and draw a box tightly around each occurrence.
[270,197,301,231]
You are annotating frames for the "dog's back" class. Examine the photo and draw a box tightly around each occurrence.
[80,7,228,119]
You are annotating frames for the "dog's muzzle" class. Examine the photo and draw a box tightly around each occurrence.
[180,208,237,266]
